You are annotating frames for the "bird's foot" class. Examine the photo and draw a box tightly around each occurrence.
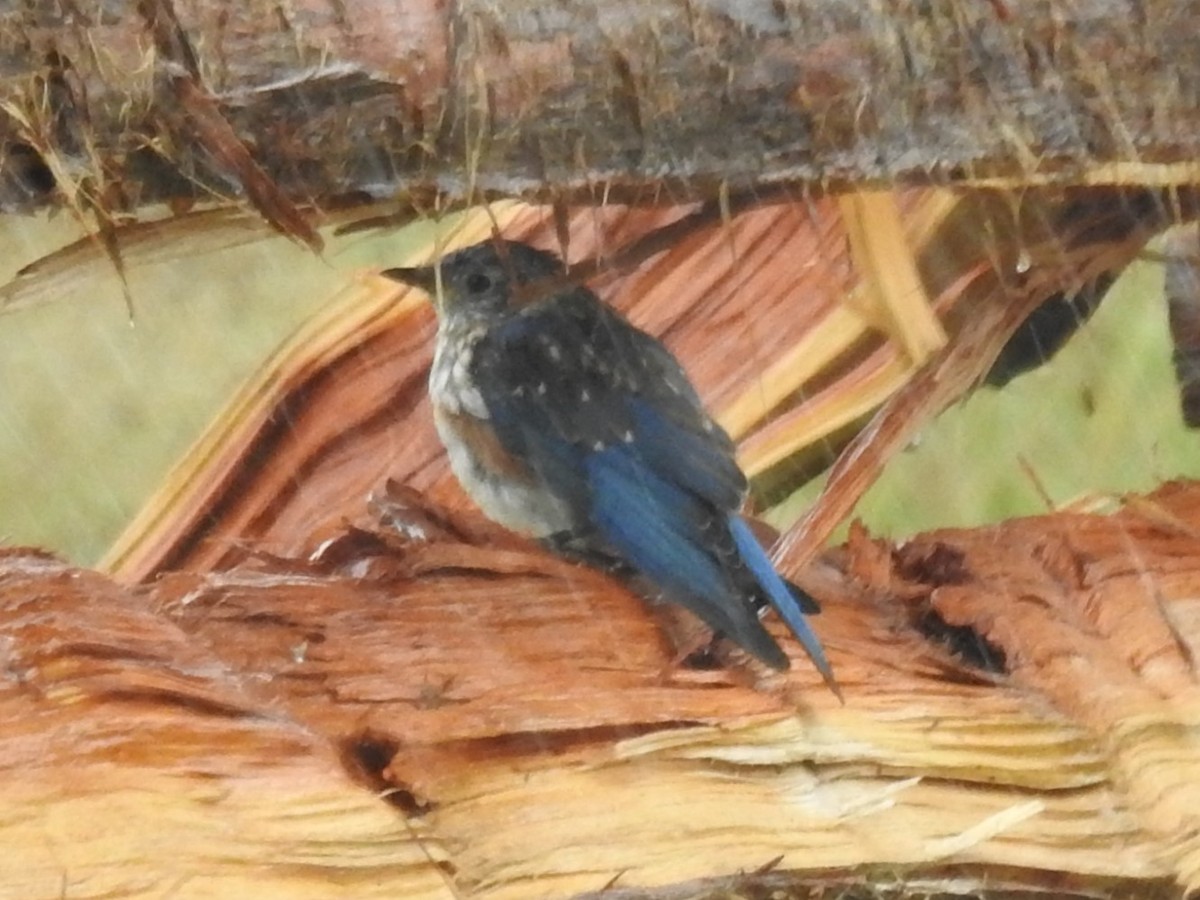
[539,531,632,575]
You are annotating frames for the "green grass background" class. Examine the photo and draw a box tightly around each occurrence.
[0,213,1196,565]
[769,259,1200,535]
[0,213,437,563]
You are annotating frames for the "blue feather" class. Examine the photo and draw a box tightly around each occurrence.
[584,446,792,667]
[627,400,743,509]
[586,446,729,602]
[728,516,840,695]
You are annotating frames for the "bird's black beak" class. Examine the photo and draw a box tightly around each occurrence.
[381,265,437,294]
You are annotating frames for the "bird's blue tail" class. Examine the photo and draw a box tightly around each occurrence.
[728,516,841,698]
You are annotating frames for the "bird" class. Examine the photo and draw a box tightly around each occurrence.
[382,238,838,694]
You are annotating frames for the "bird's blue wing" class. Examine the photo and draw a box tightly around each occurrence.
[471,293,830,678]
[584,442,789,663]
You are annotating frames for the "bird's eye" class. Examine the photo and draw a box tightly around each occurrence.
[466,272,493,294]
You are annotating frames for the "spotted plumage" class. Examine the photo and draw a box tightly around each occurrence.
[383,240,837,693]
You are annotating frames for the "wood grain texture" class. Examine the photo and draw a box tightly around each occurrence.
[7,481,1200,896]
[102,188,1188,584]
[0,549,447,899]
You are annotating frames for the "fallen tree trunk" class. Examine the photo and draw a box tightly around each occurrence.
[2,0,1199,229]
[4,479,1200,898]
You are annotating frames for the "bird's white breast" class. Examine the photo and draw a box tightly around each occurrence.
[430,328,488,418]
[430,322,574,537]
[431,406,574,537]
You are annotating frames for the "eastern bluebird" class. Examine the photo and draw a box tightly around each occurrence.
[383,239,837,693]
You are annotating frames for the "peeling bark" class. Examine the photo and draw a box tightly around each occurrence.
[1,0,1199,222]
[6,482,1200,897]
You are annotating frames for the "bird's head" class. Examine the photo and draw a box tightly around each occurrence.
[382,239,566,320]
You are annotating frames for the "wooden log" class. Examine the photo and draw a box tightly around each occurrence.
[4,479,1200,897]
[0,549,446,898]
[1,0,1199,223]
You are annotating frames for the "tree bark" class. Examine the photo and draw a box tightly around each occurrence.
[2,0,1199,225]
